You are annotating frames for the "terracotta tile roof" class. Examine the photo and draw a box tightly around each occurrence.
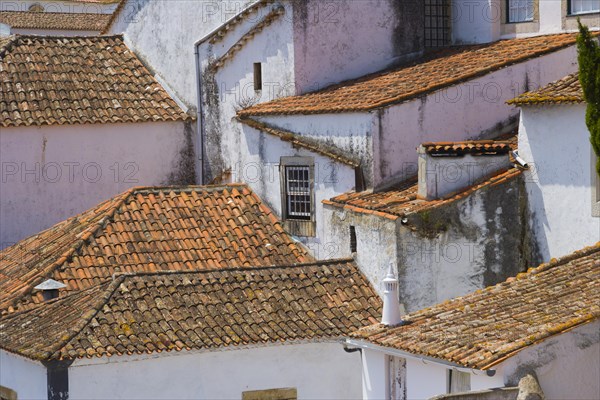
[0,260,382,361]
[324,168,522,220]
[0,11,112,31]
[0,35,191,128]
[239,33,583,116]
[421,141,512,156]
[239,117,361,167]
[508,73,584,105]
[0,184,312,314]
[350,244,600,370]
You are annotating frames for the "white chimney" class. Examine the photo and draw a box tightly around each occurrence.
[381,264,403,326]
[417,141,512,200]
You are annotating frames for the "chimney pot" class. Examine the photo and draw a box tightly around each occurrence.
[381,264,403,326]
[34,279,66,302]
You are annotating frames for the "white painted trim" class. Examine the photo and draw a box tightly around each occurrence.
[344,338,497,377]
[71,338,344,368]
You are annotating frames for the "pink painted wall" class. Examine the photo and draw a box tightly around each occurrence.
[0,121,193,248]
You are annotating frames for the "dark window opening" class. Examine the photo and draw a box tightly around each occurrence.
[254,62,262,91]
[350,226,357,253]
[284,166,311,220]
[507,0,534,22]
[425,0,451,48]
[569,0,600,15]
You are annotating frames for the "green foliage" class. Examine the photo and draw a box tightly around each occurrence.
[577,20,600,176]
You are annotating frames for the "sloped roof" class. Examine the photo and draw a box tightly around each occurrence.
[0,184,312,314]
[350,244,600,370]
[0,260,382,361]
[0,35,191,128]
[0,11,111,31]
[421,141,512,156]
[239,117,361,167]
[325,168,522,220]
[239,33,582,116]
[508,73,584,105]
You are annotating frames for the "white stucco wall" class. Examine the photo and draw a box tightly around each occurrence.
[0,350,47,400]
[292,0,423,94]
[360,348,505,400]
[518,104,600,260]
[539,0,564,34]
[361,349,388,400]
[501,321,600,400]
[203,1,296,179]
[323,205,399,297]
[325,170,526,311]
[453,0,501,44]
[0,121,191,248]
[256,113,375,183]
[110,0,255,106]
[418,152,511,200]
[69,342,362,400]
[375,45,577,188]
[237,124,356,259]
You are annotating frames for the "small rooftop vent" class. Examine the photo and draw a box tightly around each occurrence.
[34,279,66,301]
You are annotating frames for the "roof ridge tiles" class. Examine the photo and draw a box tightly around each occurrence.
[109,257,358,280]
[526,242,600,275]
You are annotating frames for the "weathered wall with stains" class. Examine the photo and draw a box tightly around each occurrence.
[500,320,600,400]
[0,121,194,248]
[518,104,600,260]
[109,0,252,107]
[292,0,424,94]
[323,204,399,296]
[237,124,356,257]
[255,113,376,186]
[397,174,535,311]
[199,1,295,182]
[375,45,577,190]
[324,174,537,310]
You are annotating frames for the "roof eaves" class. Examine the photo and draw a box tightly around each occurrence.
[240,33,590,117]
[100,0,126,34]
[238,117,362,168]
[324,168,523,219]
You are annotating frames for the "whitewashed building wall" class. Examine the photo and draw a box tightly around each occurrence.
[518,103,600,260]
[68,342,362,400]
[357,320,599,400]
[235,124,356,257]
[0,350,47,400]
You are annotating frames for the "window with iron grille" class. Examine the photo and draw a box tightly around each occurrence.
[280,157,316,237]
[507,0,534,22]
[285,166,312,220]
[424,0,451,48]
[569,0,600,14]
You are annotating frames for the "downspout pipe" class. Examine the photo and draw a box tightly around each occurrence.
[193,0,265,185]
[194,46,205,185]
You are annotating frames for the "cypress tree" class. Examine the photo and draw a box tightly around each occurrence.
[577,20,600,176]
